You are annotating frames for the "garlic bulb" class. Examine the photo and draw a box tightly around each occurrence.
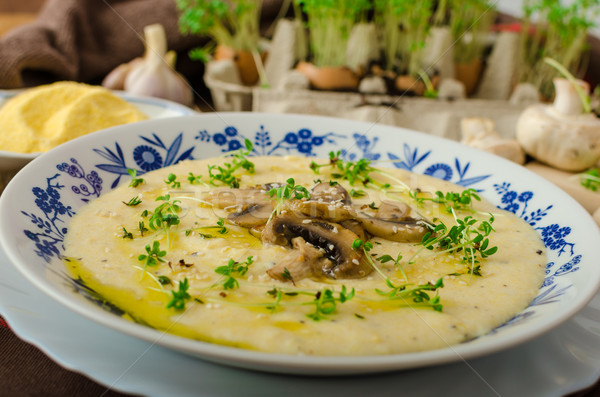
[102,58,143,90]
[121,24,193,106]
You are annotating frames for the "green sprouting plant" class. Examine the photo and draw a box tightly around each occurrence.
[374,0,433,75]
[295,0,372,68]
[176,0,261,56]
[411,188,481,213]
[310,151,410,192]
[164,173,181,189]
[138,240,167,268]
[184,217,228,237]
[207,139,255,188]
[127,169,144,188]
[519,0,600,99]
[268,177,310,217]
[449,0,496,64]
[375,278,444,311]
[214,256,254,290]
[122,227,134,239]
[264,285,355,320]
[352,238,408,282]
[122,196,142,207]
[187,172,209,186]
[578,167,600,191]
[167,278,191,310]
[418,213,498,277]
[306,286,355,321]
[146,195,182,232]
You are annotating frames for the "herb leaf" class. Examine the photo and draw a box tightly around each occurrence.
[127,169,144,188]
[167,278,191,310]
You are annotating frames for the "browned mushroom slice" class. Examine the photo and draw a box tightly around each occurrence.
[266,237,331,281]
[355,200,431,242]
[310,182,351,204]
[286,199,356,223]
[358,214,429,242]
[263,213,371,279]
[340,219,366,241]
[227,202,273,227]
[376,201,412,221]
[203,183,282,209]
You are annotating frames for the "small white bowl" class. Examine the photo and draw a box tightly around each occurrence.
[1,113,599,375]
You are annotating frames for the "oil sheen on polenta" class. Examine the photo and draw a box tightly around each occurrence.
[63,156,546,356]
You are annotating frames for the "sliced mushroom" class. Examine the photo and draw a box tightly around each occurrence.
[203,183,282,209]
[310,182,351,204]
[249,224,265,239]
[347,200,428,242]
[262,213,371,279]
[376,201,412,221]
[339,219,366,242]
[358,214,429,242]
[287,199,356,223]
[228,202,273,227]
[266,237,331,282]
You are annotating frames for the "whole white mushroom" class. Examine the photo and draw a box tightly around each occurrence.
[516,77,600,172]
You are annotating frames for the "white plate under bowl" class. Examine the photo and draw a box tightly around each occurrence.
[0,113,599,375]
[0,90,196,171]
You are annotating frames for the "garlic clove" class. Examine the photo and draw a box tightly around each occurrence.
[123,24,194,106]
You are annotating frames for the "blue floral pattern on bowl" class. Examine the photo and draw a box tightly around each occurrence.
[16,118,586,339]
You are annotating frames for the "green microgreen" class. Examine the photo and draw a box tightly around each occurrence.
[281,267,294,284]
[123,196,142,207]
[122,227,134,239]
[187,172,209,186]
[412,189,481,213]
[352,238,406,281]
[138,221,149,237]
[127,169,144,188]
[207,139,255,188]
[167,277,191,310]
[158,275,172,285]
[138,240,167,267]
[305,285,355,322]
[183,218,228,238]
[141,195,182,243]
[164,173,181,189]
[214,256,254,290]
[268,177,310,217]
[375,278,444,312]
[578,168,600,191]
[350,188,366,197]
[418,212,498,278]
[310,151,410,193]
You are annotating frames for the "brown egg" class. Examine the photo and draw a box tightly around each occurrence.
[214,45,268,86]
[296,61,359,91]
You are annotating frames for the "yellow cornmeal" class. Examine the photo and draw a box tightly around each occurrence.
[63,156,547,356]
[0,81,148,153]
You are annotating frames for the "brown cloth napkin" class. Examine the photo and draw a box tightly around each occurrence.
[0,0,204,89]
[0,0,285,90]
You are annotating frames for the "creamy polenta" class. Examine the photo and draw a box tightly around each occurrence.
[0,82,147,153]
[63,155,546,355]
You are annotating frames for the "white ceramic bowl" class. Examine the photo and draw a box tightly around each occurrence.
[0,90,196,171]
[1,113,599,375]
